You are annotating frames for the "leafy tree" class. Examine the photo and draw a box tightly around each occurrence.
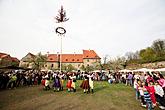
[85,65,94,72]
[152,39,165,57]
[92,62,102,70]
[65,64,76,72]
[139,47,156,63]
[80,65,86,71]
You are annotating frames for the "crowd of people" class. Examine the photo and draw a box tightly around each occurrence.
[107,71,165,110]
[0,70,101,94]
[132,72,165,110]
[42,71,96,94]
[0,69,165,110]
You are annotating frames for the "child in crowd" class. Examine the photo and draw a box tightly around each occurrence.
[147,81,157,107]
[134,79,140,100]
[143,82,153,110]
[138,82,146,107]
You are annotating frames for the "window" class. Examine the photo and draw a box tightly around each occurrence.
[45,65,47,67]
[87,59,89,62]
[87,64,89,66]
[51,64,54,67]
[66,59,68,61]
[77,59,79,61]
[86,56,88,57]
[72,59,74,61]
[50,58,53,60]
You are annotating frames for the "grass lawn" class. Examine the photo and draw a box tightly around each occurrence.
[0,81,160,110]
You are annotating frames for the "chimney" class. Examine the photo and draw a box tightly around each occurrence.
[57,52,59,61]
[47,52,49,57]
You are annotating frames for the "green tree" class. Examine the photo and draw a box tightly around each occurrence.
[80,65,86,71]
[65,64,76,72]
[139,47,156,63]
[86,65,94,72]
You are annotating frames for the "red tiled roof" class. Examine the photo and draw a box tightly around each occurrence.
[47,54,83,63]
[83,50,100,59]
[47,54,58,62]
[61,54,83,63]
[11,57,20,62]
[47,50,100,63]
[0,52,8,58]
[0,52,19,63]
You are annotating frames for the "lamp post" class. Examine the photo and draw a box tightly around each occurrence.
[55,6,69,73]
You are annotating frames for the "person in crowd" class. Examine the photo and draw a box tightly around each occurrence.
[146,72,154,84]
[139,73,145,82]
[143,82,153,110]
[127,72,133,86]
[53,73,61,92]
[59,73,65,91]
[138,82,146,107]
[8,73,17,89]
[157,73,165,93]
[147,81,156,107]
[70,73,77,92]
[134,79,140,100]
[154,81,165,109]
[80,72,90,93]
[16,72,21,87]
[66,74,72,92]
[45,76,50,91]
[88,73,94,93]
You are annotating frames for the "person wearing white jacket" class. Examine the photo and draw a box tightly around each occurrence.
[87,73,94,93]
[154,81,165,109]
[45,78,50,90]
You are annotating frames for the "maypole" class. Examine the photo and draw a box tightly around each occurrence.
[55,5,69,73]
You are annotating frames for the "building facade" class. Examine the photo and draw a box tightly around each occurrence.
[45,50,101,70]
[19,50,101,71]
[0,52,20,67]
[19,53,36,68]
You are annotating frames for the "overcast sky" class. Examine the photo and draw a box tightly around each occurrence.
[0,0,165,59]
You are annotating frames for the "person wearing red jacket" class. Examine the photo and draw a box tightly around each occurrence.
[147,81,156,107]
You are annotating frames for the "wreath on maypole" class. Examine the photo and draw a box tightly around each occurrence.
[56,27,66,35]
